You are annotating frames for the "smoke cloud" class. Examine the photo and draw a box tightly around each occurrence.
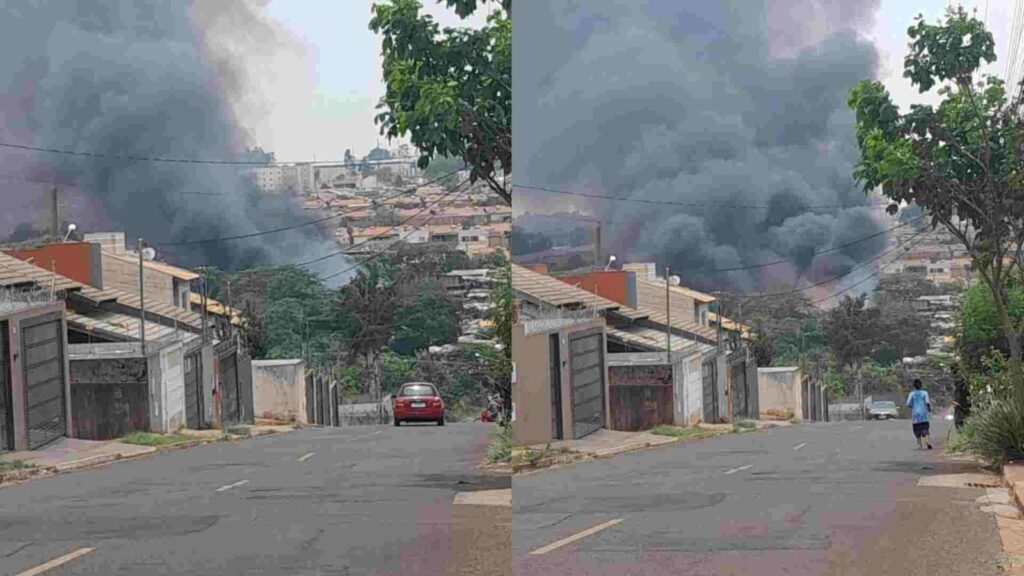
[0,1,349,284]
[514,0,887,297]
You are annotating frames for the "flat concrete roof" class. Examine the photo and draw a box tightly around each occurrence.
[758,366,799,373]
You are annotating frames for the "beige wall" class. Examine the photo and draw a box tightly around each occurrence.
[757,368,802,420]
[102,252,174,307]
[253,361,308,424]
[512,318,608,446]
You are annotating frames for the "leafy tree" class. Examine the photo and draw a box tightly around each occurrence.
[823,296,882,413]
[875,273,941,306]
[959,281,1024,368]
[749,322,775,367]
[381,350,417,395]
[390,285,460,355]
[485,254,512,418]
[337,260,399,405]
[423,154,468,188]
[510,229,552,255]
[848,6,1024,388]
[370,0,511,204]
[877,301,930,362]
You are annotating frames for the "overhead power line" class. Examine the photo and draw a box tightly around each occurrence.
[810,228,937,306]
[515,183,891,211]
[0,140,424,168]
[318,181,475,283]
[743,225,935,301]
[704,215,925,273]
[152,168,463,247]
[295,180,470,269]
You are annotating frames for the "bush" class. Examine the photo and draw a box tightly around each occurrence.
[485,424,512,464]
[966,395,1024,468]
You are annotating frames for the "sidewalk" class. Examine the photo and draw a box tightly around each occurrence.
[2,437,157,473]
[527,428,678,458]
[1,425,296,485]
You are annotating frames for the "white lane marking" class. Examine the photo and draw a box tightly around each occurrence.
[215,479,250,493]
[724,464,753,475]
[793,442,807,451]
[529,519,623,555]
[298,452,315,462]
[16,547,95,576]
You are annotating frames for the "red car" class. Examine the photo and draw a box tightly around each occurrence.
[393,382,445,426]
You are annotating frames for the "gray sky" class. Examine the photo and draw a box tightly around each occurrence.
[235,1,487,162]
[871,0,1012,108]
[240,0,1014,162]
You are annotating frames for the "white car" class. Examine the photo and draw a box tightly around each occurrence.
[868,401,900,420]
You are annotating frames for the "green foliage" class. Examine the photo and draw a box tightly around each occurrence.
[485,423,512,464]
[390,287,460,355]
[965,395,1024,468]
[960,282,1024,362]
[370,0,510,204]
[381,350,417,395]
[121,432,191,447]
[650,426,709,439]
[0,459,35,471]
[848,7,1024,387]
[510,229,553,255]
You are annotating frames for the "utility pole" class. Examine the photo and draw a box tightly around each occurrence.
[713,292,723,352]
[199,268,209,344]
[50,187,60,241]
[665,266,672,364]
[594,222,602,271]
[137,238,146,356]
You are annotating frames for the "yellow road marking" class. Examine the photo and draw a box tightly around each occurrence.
[16,547,94,576]
[529,519,623,555]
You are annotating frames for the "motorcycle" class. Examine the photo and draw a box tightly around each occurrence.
[479,395,504,423]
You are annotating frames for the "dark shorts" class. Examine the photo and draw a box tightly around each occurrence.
[913,421,930,438]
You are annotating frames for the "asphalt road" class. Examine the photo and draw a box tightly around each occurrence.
[513,419,1004,576]
[0,422,510,575]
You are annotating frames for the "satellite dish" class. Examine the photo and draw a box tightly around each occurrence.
[669,275,682,287]
[142,247,157,260]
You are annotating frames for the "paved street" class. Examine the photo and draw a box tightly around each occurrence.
[0,423,510,575]
[513,419,1004,576]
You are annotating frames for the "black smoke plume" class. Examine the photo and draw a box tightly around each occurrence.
[513,0,887,297]
[0,1,348,284]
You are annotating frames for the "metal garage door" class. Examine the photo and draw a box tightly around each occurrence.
[569,329,605,439]
[21,313,66,450]
[184,351,203,429]
[221,351,239,427]
[702,358,718,423]
[0,321,11,452]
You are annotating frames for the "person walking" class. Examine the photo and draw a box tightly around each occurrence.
[907,378,932,450]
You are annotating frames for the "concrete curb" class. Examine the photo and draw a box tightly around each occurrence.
[53,452,121,473]
[1005,464,1024,515]
[0,466,51,484]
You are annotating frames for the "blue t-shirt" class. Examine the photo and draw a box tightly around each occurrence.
[907,389,930,424]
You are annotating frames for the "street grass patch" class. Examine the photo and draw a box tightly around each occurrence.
[0,459,35,472]
[485,425,512,464]
[226,426,251,437]
[121,431,192,447]
[733,420,759,433]
[650,425,711,439]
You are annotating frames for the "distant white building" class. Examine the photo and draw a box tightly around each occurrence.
[251,166,284,193]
